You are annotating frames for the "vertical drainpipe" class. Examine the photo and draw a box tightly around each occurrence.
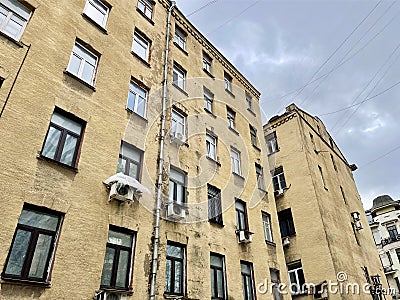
[149,1,176,299]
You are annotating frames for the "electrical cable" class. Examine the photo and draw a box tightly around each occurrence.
[186,0,218,18]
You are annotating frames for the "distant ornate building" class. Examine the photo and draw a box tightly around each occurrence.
[367,195,400,297]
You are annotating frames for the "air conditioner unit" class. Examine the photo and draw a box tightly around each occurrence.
[275,189,284,197]
[170,131,185,145]
[109,181,134,203]
[355,220,363,230]
[98,292,127,300]
[167,202,186,220]
[282,236,290,247]
[351,212,361,221]
[238,230,252,243]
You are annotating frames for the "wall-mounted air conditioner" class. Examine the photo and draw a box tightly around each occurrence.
[275,189,285,197]
[170,131,185,145]
[237,230,252,243]
[167,202,186,220]
[109,182,134,203]
[282,236,290,247]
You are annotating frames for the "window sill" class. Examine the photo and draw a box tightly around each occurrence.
[206,156,221,166]
[1,277,51,287]
[225,88,235,98]
[172,83,189,96]
[131,51,151,68]
[228,126,240,136]
[164,293,185,299]
[0,31,24,47]
[267,149,280,156]
[266,241,276,247]
[247,108,256,117]
[209,220,224,227]
[100,287,133,295]
[203,107,217,118]
[63,70,96,91]
[37,153,79,173]
[203,68,215,79]
[82,13,108,34]
[232,172,245,180]
[136,8,155,25]
[252,144,261,152]
[173,42,188,56]
[126,108,148,122]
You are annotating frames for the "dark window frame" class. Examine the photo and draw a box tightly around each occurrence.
[208,184,223,225]
[235,199,249,232]
[1,204,63,284]
[210,252,227,300]
[100,225,135,291]
[226,106,236,129]
[387,225,398,239]
[287,261,307,295]
[266,132,278,154]
[255,163,265,190]
[278,208,295,237]
[240,261,256,300]
[40,108,85,168]
[165,242,185,296]
[249,125,257,147]
[117,141,143,181]
[272,166,287,192]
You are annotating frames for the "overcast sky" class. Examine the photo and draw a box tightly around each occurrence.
[175,0,400,209]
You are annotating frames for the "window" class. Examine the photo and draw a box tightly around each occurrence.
[227,107,235,129]
[372,229,380,244]
[255,163,264,190]
[203,52,212,74]
[262,212,273,243]
[137,0,153,19]
[41,109,85,167]
[272,166,287,192]
[126,80,148,117]
[266,132,278,154]
[287,261,306,295]
[310,133,316,151]
[210,253,227,300]
[224,72,232,92]
[249,125,257,147]
[132,30,151,62]
[206,133,217,160]
[173,63,186,91]
[100,227,135,290]
[387,225,398,239]
[246,94,253,111]
[165,243,185,295]
[208,184,222,225]
[169,167,186,204]
[66,41,99,86]
[329,137,334,149]
[278,208,295,237]
[171,108,186,141]
[318,165,327,189]
[0,77,4,88]
[2,205,63,282]
[174,25,186,50]
[235,199,248,231]
[230,148,241,175]
[83,0,109,28]
[270,269,283,300]
[395,249,400,263]
[0,0,31,41]
[241,261,255,300]
[340,186,347,204]
[204,88,213,112]
[330,154,337,171]
[117,141,142,180]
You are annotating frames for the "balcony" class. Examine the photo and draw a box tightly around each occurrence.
[381,235,400,246]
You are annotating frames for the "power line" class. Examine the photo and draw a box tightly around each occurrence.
[359,145,400,169]
[187,0,218,18]
[319,79,400,116]
[299,1,397,108]
[273,0,383,114]
[207,0,261,35]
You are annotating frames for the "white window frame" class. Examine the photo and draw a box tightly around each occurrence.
[66,41,99,86]
[231,148,241,175]
[288,263,306,295]
[318,165,327,188]
[255,163,265,190]
[227,107,235,129]
[137,0,153,19]
[203,52,212,73]
[171,109,186,141]
[206,133,217,160]
[203,88,213,112]
[132,30,150,62]
[83,0,109,28]
[174,26,186,50]
[126,80,148,117]
[0,0,32,41]
[272,169,286,191]
[224,73,232,92]
[173,64,186,91]
[262,212,273,243]
[266,132,278,154]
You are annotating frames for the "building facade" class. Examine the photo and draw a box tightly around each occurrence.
[264,104,388,300]
[367,195,400,297]
[0,0,289,300]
